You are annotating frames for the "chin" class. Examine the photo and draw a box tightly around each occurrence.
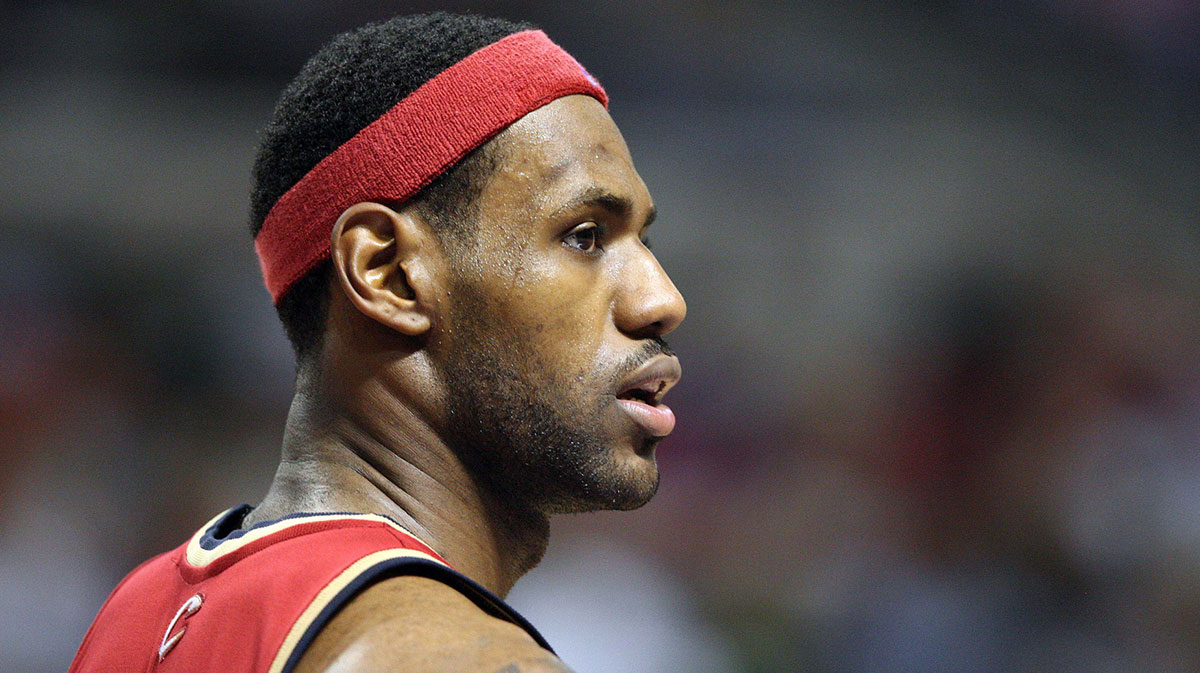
[544,440,661,514]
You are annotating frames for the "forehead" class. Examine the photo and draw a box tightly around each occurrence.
[478,95,652,221]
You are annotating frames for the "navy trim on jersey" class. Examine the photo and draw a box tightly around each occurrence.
[197,505,415,551]
[279,557,554,673]
[197,504,255,550]
[198,505,555,667]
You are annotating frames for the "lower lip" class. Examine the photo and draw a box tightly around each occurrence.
[617,398,676,437]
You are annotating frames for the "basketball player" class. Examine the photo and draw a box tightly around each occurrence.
[68,12,685,673]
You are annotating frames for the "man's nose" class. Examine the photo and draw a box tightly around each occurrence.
[614,249,687,339]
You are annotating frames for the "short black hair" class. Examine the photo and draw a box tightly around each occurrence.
[250,13,532,362]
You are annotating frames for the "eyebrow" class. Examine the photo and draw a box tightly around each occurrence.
[551,186,657,229]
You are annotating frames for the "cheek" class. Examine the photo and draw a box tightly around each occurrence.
[475,295,609,403]
[510,296,606,380]
[503,257,606,325]
[460,240,615,377]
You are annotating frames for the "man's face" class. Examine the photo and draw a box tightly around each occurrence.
[433,95,686,514]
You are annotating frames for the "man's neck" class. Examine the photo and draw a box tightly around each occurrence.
[245,365,549,598]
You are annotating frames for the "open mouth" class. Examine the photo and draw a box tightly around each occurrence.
[617,380,667,405]
[615,355,681,437]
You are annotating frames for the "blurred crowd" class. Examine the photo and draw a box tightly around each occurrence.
[2,1,1198,671]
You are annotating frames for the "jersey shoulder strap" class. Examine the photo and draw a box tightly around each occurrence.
[69,506,552,673]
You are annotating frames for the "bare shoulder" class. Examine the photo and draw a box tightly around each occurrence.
[292,574,572,673]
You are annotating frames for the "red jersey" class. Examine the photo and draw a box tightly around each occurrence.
[69,506,551,673]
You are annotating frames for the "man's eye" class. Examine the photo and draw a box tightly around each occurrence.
[563,223,601,253]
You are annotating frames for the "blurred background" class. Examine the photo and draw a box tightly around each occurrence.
[3,1,1199,671]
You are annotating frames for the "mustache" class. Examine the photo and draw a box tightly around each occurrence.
[609,337,675,384]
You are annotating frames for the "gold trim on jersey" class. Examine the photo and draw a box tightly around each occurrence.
[266,548,443,673]
[184,510,432,569]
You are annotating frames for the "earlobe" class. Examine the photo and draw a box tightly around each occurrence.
[329,202,434,336]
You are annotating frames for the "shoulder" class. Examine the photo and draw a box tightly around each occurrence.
[293,574,572,673]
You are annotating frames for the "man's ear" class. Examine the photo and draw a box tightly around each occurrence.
[329,201,438,336]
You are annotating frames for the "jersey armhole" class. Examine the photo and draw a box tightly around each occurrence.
[275,552,554,673]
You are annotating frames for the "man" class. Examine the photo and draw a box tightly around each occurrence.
[69,12,685,673]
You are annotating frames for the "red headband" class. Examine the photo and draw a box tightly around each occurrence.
[255,30,609,302]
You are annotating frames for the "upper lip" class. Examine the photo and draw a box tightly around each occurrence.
[616,354,682,405]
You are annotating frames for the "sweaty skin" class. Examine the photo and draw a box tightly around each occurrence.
[248,95,685,672]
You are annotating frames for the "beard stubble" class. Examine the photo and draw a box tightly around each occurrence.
[439,284,670,515]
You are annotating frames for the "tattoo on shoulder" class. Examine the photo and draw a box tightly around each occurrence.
[492,659,575,673]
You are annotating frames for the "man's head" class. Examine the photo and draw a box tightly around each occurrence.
[251,13,531,361]
[251,14,685,514]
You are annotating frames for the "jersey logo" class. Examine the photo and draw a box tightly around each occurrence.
[158,593,203,662]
